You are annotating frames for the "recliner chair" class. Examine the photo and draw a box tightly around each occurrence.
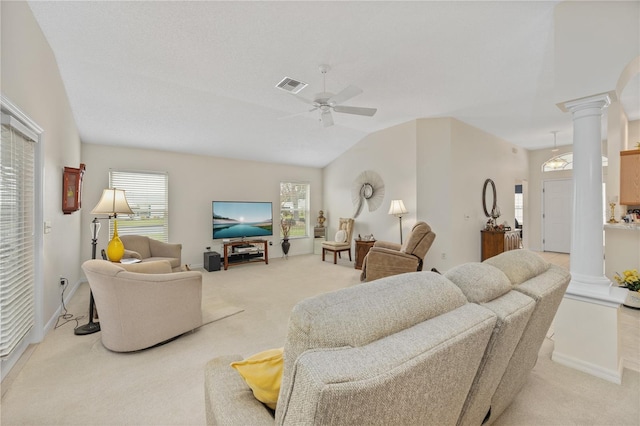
[360,221,435,282]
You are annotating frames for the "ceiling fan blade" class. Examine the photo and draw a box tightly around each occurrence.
[321,110,334,127]
[333,105,377,117]
[293,94,317,106]
[328,85,363,106]
[278,107,318,120]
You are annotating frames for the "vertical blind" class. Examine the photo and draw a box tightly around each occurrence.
[0,115,36,359]
[109,170,169,242]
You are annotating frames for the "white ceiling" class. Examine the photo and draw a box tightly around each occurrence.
[27,1,639,168]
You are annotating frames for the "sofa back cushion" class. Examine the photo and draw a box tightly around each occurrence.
[446,262,536,426]
[276,271,494,424]
[276,272,495,423]
[120,235,152,258]
[482,250,571,423]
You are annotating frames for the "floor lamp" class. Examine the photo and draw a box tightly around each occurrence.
[74,188,133,336]
[388,200,408,244]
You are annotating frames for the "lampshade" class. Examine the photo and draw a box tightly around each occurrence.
[91,188,133,216]
[92,188,133,262]
[388,200,407,216]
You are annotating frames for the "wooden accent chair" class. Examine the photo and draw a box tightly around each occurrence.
[321,218,355,264]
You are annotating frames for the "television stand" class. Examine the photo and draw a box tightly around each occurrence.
[223,240,269,270]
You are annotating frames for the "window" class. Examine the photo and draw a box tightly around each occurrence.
[0,114,36,359]
[514,184,523,226]
[109,170,169,242]
[542,153,608,172]
[280,182,309,238]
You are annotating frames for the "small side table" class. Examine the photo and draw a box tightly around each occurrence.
[355,239,376,270]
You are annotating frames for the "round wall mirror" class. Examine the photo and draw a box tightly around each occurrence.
[482,179,497,218]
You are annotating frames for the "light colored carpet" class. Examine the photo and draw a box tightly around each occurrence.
[1,254,639,425]
[200,299,243,327]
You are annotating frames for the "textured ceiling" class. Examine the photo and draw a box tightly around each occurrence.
[27,1,639,168]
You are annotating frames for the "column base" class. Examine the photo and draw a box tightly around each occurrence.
[565,273,627,306]
[552,296,624,384]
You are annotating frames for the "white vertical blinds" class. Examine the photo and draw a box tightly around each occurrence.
[108,170,169,242]
[0,116,36,359]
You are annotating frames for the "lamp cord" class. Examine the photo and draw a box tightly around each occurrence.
[55,278,85,329]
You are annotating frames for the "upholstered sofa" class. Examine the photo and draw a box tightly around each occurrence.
[120,234,182,271]
[204,250,570,425]
[82,259,202,352]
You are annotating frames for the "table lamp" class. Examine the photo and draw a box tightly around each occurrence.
[91,188,133,262]
[388,199,408,244]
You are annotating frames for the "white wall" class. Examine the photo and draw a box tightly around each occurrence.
[1,2,83,331]
[417,118,529,270]
[322,121,417,251]
[324,117,529,272]
[81,144,323,267]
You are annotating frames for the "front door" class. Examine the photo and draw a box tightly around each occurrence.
[543,179,572,253]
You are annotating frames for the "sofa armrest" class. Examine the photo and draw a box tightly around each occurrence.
[149,239,182,260]
[373,240,402,251]
[205,355,275,426]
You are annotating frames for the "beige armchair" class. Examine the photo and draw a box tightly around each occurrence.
[321,218,354,264]
[81,259,202,352]
[120,234,182,271]
[360,221,435,282]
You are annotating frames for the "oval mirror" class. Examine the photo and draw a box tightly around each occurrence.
[482,179,497,218]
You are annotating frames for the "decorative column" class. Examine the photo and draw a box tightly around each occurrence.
[552,93,627,384]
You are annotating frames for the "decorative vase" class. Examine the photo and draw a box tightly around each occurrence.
[281,238,290,257]
[106,220,125,262]
[624,289,640,309]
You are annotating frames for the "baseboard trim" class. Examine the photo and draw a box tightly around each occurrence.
[551,350,623,384]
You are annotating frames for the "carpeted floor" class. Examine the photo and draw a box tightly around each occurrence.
[1,253,639,425]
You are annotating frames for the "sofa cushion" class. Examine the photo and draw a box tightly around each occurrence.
[230,348,284,410]
[445,262,511,303]
[484,249,550,285]
[334,229,347,243]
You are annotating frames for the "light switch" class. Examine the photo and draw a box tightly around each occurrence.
[44,221,52,234]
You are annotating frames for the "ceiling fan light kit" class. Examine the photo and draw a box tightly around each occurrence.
[279,64,377,127]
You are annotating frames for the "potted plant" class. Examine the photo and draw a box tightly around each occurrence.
[614,269,640,308]
[281,216,292,257]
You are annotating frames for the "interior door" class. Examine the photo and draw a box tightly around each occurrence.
[543,179,572,253]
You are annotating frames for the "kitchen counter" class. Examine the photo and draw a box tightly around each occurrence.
[604,224,640,281]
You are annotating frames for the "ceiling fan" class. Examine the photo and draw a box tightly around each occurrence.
[282,65,377,127]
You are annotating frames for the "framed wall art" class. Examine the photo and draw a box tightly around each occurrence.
[62,163,85,214]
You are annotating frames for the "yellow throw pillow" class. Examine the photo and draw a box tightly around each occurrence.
[230,347,284,410]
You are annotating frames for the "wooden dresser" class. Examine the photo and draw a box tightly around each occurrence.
[481,230,521,261]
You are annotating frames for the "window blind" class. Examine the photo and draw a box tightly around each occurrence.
[109,170,169,242]
[0,115,36,359]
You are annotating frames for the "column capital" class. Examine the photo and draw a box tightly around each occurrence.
[556,91,614,113]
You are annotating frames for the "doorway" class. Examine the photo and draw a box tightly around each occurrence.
[543,179,572,253]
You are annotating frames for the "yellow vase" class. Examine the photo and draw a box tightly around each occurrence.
[106,220,125,262]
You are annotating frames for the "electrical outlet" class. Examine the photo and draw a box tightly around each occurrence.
[441,253,447,260]
[59,277,65,286]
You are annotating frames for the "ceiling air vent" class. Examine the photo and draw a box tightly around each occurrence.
[275,77,308,94]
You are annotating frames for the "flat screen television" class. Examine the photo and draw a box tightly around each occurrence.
[212,201,273,239]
